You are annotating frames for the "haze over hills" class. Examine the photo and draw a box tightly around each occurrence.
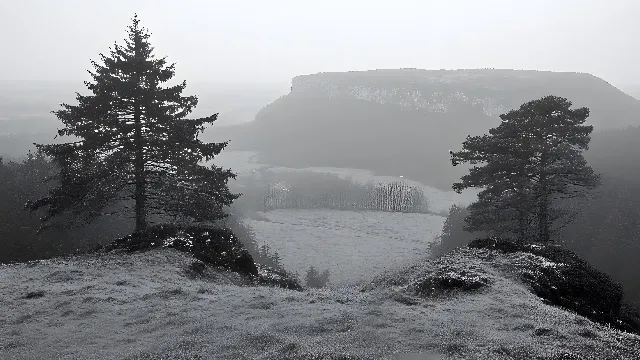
[3,2,640,358]
[0,80,288,159]
[207,69,640,190]
[620,84,640,100]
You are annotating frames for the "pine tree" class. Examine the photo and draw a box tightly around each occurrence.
[305,266,320,288]
[26,15,239,233]
[450,96,601,243]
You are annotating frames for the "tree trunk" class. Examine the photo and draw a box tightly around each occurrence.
[538,183,550,243]
[538,152,550,243]
[134,100,147,233]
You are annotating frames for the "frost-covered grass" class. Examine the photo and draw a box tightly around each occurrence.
[2,248,639,359]
[245,209,445,286]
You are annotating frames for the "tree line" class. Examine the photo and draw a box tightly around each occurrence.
[261,173,430,213]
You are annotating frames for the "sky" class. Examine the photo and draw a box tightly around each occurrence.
[1,0,639,89]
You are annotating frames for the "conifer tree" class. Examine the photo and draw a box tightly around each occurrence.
[26,15,239,233]
[450,95,600,243]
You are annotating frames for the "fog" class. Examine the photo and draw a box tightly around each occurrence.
[3,2,640,358]
[1,0,639,89]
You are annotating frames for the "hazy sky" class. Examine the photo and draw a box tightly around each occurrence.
[1,0,638,88]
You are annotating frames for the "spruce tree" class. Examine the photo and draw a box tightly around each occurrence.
[26,15,239,233]
[450,95,601,243]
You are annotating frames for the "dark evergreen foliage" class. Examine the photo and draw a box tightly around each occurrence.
[222,209,287,272]
[25,15,239,233]
[254,266,304,291]
[410,272,490,297]
[99,223,258,276]
[305,266,330,288]
[432,204,487,257]
[1,152,132,263]
[451,96,601,242]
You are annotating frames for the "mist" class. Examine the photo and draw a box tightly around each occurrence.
[1,0,639,89]
[2,2,640,359]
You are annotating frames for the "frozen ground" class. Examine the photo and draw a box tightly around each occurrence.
[1,248,639,359]
[246,209,444,286]
[209,151,475,286]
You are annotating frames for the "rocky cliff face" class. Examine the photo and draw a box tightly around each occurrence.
[291,69,508,117]
[289,69,640,128]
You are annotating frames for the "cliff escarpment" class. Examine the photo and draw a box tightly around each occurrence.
[209,69,640,190]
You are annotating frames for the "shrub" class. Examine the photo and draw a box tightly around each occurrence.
[223,210,287,272]
[100,223,258,276]
[255,265,303,291]
[23,290,46,299]
[409,267,490,298]
[305,266,330,288]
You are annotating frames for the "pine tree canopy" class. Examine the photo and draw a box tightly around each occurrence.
[26,14,240,233]
[450,95,601,243]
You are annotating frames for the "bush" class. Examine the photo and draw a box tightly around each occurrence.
[409,267,490,298]
[100,223,259,276]
[305,266,330,288]
[467,237,523,253]
[223,209,287,272]
[255,265,303,291]
[23,290,46,299]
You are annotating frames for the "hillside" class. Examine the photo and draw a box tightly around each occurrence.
[208,69,640,190]
[1,245,639,359]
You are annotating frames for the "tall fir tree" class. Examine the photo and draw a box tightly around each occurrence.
[26,15,239,233]
[450,95,601,243]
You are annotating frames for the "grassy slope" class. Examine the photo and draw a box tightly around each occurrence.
[1,248,639,360]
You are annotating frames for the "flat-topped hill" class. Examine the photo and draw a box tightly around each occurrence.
[209,69,640,190]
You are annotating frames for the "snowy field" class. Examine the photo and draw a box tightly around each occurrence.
[245,209,445,286]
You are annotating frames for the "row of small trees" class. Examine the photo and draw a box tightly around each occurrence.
[260,174,429,213]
